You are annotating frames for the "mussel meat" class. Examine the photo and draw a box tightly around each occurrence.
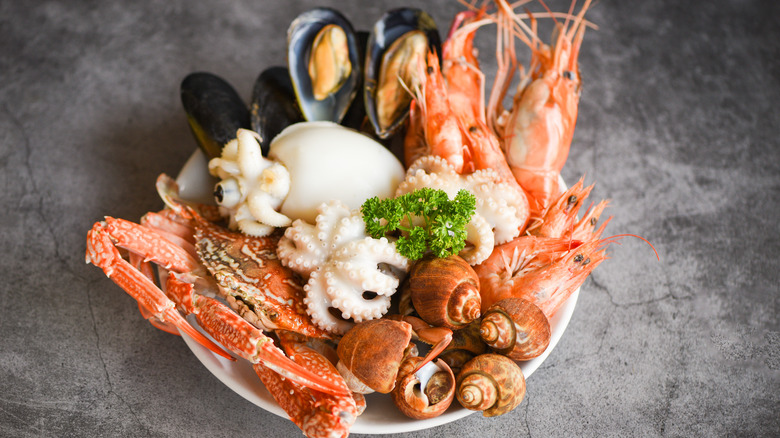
[364,8,441,139]
[180,72,250,159]
[288,8,361,123]
[249,66,304,155]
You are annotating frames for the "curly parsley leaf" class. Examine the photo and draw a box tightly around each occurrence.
[360,188,476,260]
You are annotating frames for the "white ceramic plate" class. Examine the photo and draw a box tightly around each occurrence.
[175,149,579,435]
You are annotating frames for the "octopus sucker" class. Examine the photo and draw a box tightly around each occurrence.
[278,200,410,334]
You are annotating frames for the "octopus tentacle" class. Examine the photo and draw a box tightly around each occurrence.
[278,201,410,334]
[276,221,326,277]
[461,213,495,265]
[332,238,408,295]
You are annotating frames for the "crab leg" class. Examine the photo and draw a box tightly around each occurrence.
[166,274,349,396]
[102,216,200,273]
[253,363,331,437]
[86,223,234,360]
[278,331,362,416]
[392,315,453,374]
[249,331,360,438]
[126,251,182,336]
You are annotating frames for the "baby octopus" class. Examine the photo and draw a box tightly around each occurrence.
[396,155,528,265]
[208,129,292,237]
[277,200,410,334]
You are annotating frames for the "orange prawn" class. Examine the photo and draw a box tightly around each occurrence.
[442,7,526,195]
[406,51,468,172]
[475,176,616,317]
[474,234,582,311]
[475,234,606,317]
[475,177,657,318]
[528,176,611,239]
[491,0,594,217]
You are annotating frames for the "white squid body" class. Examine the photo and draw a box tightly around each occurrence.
[277,200,410,335]
[269,121,406,224]
[208,122,406,236]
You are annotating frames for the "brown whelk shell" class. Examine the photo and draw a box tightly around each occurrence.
[408,254,482,330]
[391,356,456,419]
[456,353,526,417]
[336,319,412,394]
[480,298,551,361]
[439,320,488,375]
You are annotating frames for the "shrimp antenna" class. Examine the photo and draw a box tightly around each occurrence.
[600,233,660,261]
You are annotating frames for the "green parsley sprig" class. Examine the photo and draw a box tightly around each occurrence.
[361,188,476,260]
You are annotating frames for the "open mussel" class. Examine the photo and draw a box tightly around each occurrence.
[181,72,250,159]
[249,66,304,155]
[364,8,441,139]
[288,8,361,123]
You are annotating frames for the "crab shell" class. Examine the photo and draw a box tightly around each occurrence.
[336,319,412,394]
[408,254,481,330]
[391,357,455,419]
[480,298,551,361]
[456,353,526,417]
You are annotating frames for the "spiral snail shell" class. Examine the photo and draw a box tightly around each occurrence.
[408,255,481,330]
[479,298,551,361]
[391,356,456,419]
[455,353,526,417]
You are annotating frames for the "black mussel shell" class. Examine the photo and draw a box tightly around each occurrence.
[365,8,441,139]
[287,8,361,123]
[181,72,250,159]
[249,66,304,155]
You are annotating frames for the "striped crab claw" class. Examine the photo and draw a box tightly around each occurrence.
[85,190,347,397]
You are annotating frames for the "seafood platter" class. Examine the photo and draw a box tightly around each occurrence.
[86,1,644,436]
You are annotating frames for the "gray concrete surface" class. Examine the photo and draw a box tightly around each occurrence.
[1,0,778,436]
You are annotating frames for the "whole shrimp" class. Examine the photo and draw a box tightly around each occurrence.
[442,7,526,195]
[473,176,606,315]
[491,0,594,217]
[405,51,467,172]
[476,234,607,317]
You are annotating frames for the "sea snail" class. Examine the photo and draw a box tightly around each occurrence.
[391,356,456,419]
[480,298,551,361]
[407,254,481,330]
[456,353,526,417]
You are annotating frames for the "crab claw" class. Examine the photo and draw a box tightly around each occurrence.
[86,223,235,361]
[181,290,350,396]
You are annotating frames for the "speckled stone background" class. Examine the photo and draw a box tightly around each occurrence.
[1,0,778,436]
